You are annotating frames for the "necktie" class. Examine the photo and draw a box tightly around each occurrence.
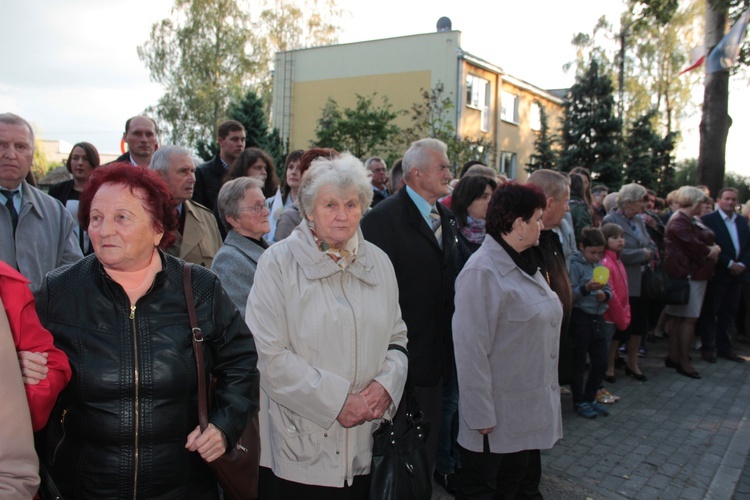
[1,189,19,235]
[430,206,443,249]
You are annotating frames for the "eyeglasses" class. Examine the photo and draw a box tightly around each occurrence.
[237,204,267,213]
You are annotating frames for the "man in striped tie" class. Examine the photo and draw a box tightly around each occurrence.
[0,113,82,293]
[362,138,459,489]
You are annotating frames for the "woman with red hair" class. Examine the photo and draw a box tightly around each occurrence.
[34,163,259,499]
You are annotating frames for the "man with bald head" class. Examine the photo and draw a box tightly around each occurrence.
[114,115,158,167]
[0,113,82,293]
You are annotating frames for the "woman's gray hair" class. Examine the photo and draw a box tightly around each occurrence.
[217,177,265,231]
[675,186,709,209]
[603,192,618,213]
[298,153,373,219]
[402,138,448,179]
[617,183,647,208]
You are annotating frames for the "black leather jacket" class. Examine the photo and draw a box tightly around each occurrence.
[36,252,259,499]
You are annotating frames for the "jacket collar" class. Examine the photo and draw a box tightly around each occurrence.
[19,182,45,220]
[224,230,266,264]
[397,188,457,257]
[286,221,379,285]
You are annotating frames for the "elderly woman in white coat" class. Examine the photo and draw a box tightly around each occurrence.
[211,177,270,319]
[246,153,408,499]
[453,182,563,500]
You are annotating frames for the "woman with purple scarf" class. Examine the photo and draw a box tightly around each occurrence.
[452,175,498,271]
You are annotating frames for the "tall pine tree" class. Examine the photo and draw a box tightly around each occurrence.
[526,101,557,173]
[559,60,623,189]
[624,110,678,196]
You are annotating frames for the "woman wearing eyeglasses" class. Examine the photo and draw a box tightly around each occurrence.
[211,177,270,319]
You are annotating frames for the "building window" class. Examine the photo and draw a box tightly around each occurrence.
[500,152,517,179]
[466,74,491,133]
[501,91,519,124]
[529,102,542,131]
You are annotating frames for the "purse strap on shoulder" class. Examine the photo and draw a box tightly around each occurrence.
[183,263,209,432]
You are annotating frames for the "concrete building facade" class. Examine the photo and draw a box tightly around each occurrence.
[272,29,564,181]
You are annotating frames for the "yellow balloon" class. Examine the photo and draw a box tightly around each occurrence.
[593,266,610,285]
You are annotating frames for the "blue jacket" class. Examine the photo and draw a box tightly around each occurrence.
[569,250,611,316]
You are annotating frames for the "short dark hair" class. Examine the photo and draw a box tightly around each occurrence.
[452,175,497,227]
[486,182,547,237]
[578,227,606,247]
[79,163,178,249]
[217,119,244,139]
[718,187,739,199]
[124,115,158,135]
[65,142,100,174]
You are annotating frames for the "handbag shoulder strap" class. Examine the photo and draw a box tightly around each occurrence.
[387,343,421,420]
[183,263,209,432]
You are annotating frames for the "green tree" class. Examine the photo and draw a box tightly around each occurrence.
[621,0,702,135]
[138,0,259,148]
[229,89,271,150]
[526,102,558,173]
[402,84,496,174]
[559,60,623,189]
[312,93,403,160]
[624,109,678,195]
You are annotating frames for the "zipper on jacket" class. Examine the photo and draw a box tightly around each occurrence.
[52,409,68,464]
[130,304,140,500]
[340,272,357,483]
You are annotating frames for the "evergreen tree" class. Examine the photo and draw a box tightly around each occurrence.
[624,110,678,196]
[559,60,623,189]
[229,90,270,150]
[526,101,557,173]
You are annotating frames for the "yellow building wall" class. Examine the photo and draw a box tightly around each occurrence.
[499,82,564,182]
[289,70,432,153]
[458,62,500,143]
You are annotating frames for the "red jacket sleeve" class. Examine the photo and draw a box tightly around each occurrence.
[602,256,631,332]
[2,276,71,432]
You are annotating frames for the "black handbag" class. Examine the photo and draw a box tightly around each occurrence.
[183,264,260,500]
[370,345,432,500]
[643,263,668,300]
[664,277,690,305]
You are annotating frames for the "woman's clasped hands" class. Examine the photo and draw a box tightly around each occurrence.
[337,380,392,428]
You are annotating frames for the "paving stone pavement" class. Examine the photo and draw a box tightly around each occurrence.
[433,338,750,499]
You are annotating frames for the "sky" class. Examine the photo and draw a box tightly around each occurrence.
[1,0,748,175]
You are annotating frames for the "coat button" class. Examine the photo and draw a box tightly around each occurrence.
[324,433,328,437]
[336,450,340,455]
[287,426,296,432]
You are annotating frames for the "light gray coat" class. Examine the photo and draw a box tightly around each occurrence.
[0,182,82,293]
[453,236,563,454]
[603,210,655,297]
[246,223,408,487]
[211,230,266,319]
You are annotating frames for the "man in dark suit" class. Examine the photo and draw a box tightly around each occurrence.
[193,120,246,210]
[699,187,750,362]
[361,138,458,483]
[113,116,158,167]
[364,156,389,207]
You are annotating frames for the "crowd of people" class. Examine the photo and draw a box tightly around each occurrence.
[1,109,749,499]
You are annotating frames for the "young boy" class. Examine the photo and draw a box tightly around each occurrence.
[568,227,612,419]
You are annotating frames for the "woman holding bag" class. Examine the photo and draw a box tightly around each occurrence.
[34,164,259,499]
[663,186,720,379]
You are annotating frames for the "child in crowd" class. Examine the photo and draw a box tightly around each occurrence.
[569,227,612,418]
[601,223,632,387]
